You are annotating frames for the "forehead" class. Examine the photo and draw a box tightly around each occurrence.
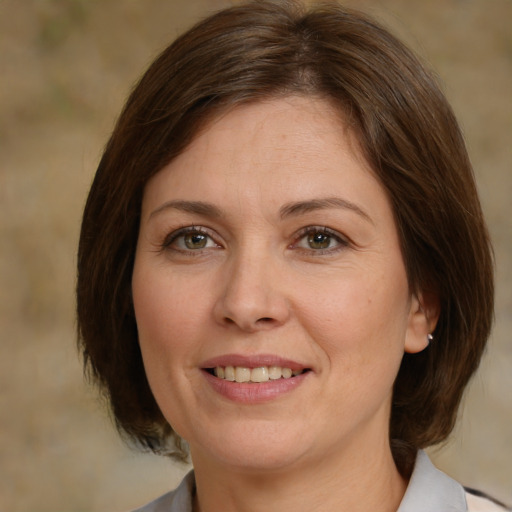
[192,95,360,161]
[145,96,374,195]
[140,96,395,235]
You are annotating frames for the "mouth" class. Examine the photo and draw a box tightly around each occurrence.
[204,365,311,383]
[200,355,312,402]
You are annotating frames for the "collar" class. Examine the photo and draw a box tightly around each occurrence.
[134,451,467,512]
[397,450,467,512]
[132,470,195,512]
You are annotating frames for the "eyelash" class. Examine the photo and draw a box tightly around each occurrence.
[292,226,349,255]
[160,225,349,255]
[161,226,220,254]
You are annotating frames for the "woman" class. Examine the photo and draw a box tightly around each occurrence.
[77,1,506,511]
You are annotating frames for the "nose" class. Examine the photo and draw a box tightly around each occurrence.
[213,251,291,332]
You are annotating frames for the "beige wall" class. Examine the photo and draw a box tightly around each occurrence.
[1,1,510,510]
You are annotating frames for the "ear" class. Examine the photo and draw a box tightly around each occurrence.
[404,290,440,354]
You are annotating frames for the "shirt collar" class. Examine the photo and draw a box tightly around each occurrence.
[397,450,467,512]
[133,470,195,512]
[137,451,467,512]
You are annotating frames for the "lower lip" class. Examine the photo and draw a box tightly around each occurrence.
[202,370,309,403]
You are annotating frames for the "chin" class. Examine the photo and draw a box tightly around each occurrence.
[190,424,309,473]
[207,448,305,474]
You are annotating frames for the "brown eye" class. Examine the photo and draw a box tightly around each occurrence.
[184,232,208,249]
[164,227,219,252]
[307,232,333,250]
[294,226,348,253]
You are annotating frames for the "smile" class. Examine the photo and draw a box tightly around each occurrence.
[209,366,308,383]
[201,357,311,402]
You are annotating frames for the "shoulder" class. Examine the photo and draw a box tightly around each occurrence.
[129,460,511,512]
[398,451,510,512]
[398,451,467,511]
[131,471,195,512]
[465,489,511,512]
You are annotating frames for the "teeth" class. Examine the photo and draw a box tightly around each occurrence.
[235,367,251,383]
[250,367,268,383]
[281,367,292,379]
[213,365,303,383]
[224,366,235,381]
[268,366,282,380]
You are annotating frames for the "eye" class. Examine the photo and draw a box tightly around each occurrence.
[182,232,210,250]
[306,231,335,250]
[163,227,220,252]
[294,227,347,252]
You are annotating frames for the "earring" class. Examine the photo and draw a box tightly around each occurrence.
[427,334,434,343]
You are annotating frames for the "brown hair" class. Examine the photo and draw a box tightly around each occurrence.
[77,0,494,476]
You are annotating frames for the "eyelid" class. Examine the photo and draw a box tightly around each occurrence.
[161,225,222,252]
[291,225,350,253]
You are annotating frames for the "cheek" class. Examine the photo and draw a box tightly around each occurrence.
[132,263,179,360]
[298,267,410,366]
[131,269,207,431]
[133,283,171,349]
[132,265,216,367]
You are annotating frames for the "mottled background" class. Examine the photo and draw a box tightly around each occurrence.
[0,0,510,510]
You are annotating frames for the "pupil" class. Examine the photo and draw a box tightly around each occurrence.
[185,232,207,249]
[309,232,330,249]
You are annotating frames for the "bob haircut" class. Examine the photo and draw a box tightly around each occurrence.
[77,0,494,476]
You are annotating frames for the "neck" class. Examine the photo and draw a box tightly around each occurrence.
[191,436,407,512]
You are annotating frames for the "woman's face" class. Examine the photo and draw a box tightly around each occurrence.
[132,97,430,473]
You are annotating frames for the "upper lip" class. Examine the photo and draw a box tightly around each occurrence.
[200,354,310,372]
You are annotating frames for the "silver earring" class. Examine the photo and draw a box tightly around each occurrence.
[427,334,433,343]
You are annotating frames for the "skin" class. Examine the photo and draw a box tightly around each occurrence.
[132,96,435,512]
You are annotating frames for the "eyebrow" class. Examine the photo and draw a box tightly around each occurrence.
[279,197,373,224]
[149,200,223,220]
[149,197,373,224]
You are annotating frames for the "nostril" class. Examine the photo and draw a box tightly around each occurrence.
[257,317,274,323]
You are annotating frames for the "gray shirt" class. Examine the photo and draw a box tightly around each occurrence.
[133,451,508,512]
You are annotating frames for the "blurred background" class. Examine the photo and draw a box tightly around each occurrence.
[0,0,510,510]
